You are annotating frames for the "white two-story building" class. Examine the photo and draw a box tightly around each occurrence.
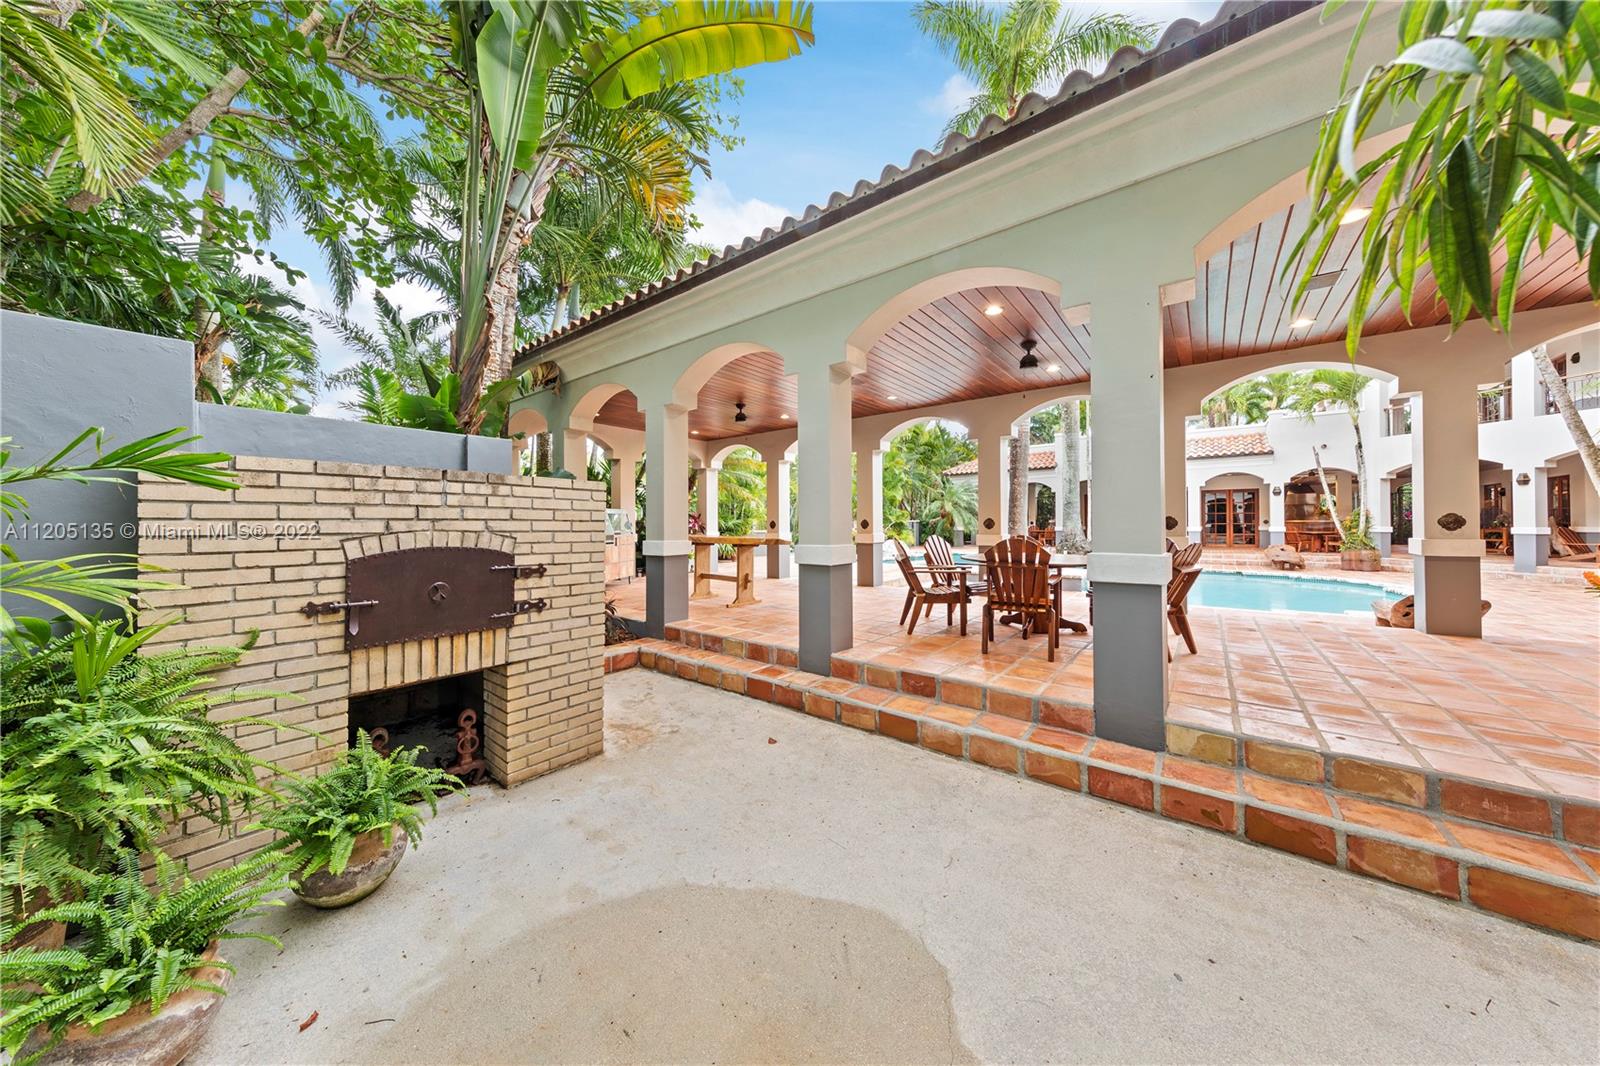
[948,328,1600,573]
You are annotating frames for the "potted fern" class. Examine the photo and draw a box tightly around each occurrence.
[0,849,290,1066]
[1338,510,1382,572]
[257,731,463,909]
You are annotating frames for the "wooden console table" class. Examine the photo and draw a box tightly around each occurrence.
[690,535,788,607]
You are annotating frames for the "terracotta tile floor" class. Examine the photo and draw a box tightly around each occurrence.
[608,563,1599,803]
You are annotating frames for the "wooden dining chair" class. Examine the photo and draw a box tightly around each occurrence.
[981,536,1058,661]
[890,539,968,635]
[1167,565,1203,660]
[923,534,986,595]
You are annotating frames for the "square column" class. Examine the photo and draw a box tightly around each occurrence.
[1163,396,1188,545]
[854,439,884,586]
[561,429,590,478]
[1512,466,1550,573]
[795,360,856,675]
[1086,276,1169,751]
[1006,419,1029,536]
[642,398,691,638]
[695,464,720,537]
[1411,377,1484,636]
[973,422,1007,547]
[1264,482,1286,546]
[611,450,640,515]
[762,450,792,579]
[1371,476,1393,556]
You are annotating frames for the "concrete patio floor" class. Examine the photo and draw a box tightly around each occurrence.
[197,670,1598,1065]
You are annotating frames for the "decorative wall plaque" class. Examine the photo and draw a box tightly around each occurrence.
[1165,515,1178,531]
[1436,512,1467,532]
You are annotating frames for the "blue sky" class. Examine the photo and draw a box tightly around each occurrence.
[285,1,1220,415]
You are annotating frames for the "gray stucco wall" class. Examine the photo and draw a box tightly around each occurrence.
[1,311,513,620]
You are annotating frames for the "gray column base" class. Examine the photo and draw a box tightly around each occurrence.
[799,562,853,675]
[1414,555,1483,638]
[1261,529,1284,547]
[856,541,884,587]
[644,554,689,638]
[1089,582,1168,750]
[1374,530,1391,557]
[1513,532,1549,573]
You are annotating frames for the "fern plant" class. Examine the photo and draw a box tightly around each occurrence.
[0,848,291,1065]
[0,618,287,925]
[256,731,463,881]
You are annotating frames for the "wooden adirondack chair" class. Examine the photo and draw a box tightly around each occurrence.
[1553,525,1599,562]
[1167,565,1202,659]
[981,536,1058,661]
[890,538,968,635]
[924,534,986,595]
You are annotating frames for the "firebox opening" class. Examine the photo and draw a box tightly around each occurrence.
[348,671,487,783]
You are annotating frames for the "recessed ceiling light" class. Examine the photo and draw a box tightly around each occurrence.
[1290,316,1316,329]
[1047,364,1060,374]
[690,429,698,435]
[780,413,791,420]
[886,394,898,401]
[984,303,1004,316]
[1339,205,1371,225]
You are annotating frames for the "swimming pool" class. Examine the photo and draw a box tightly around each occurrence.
[1190,571,1403,615]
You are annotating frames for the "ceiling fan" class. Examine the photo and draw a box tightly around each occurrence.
[1018,337,1040,370]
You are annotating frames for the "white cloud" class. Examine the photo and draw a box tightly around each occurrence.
[922,73,977,118]
[689,179,794,253]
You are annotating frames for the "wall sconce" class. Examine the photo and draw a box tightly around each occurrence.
[1272,485,1283,496]
[1516,472,1531,486]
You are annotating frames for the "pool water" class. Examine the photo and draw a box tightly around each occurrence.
[1190,571,1403,615]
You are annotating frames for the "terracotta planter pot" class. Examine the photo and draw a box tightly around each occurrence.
[292,826,407,909]
[1340,549,1381,572]
[4,888,66,953]
[19,943,230,1066]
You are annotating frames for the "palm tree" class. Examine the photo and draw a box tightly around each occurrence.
[914,0,1157,138]
[320,290,451,397]
[1055,399,1087,551]
[1288,369,1374,540]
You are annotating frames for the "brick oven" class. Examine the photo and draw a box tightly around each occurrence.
[137,457,608,875]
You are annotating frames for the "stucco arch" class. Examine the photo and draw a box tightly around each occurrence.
[569,381,635,424]
[670,342,775,409]
[876,413,972,451]
[1196,361,1398,410]
[1193,126,1411,265]
[844,265,1064,363]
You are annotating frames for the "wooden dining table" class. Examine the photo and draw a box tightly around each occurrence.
[954,552,1089,633]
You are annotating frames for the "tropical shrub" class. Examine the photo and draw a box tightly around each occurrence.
[0,849,291,1066]
[255,731,463,883]
[0,619,283,925]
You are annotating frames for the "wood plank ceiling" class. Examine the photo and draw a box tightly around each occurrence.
[595,200,1591,442]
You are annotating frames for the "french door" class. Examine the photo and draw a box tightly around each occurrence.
[1202,488,1259,546]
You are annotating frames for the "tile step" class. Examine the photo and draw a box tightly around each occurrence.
[609,639,1600,942]
[644,625,1598,848]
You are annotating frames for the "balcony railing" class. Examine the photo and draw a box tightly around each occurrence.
[1381,405,1411,436]
[1547,370,1600,414]
[1477,383,1511,423]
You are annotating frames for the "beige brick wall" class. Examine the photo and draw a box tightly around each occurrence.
[137,458,608,874]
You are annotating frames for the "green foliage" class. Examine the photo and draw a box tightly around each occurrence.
[1296,1,1600,355]
[1,428,237,633]
[0,848,291,1064]
[347,363,532,439]
[0,618,282,919]
[1340,510,1377,551]
[914,0,1156,137]
[882,422,978,541]
[450,0,815,429]
[256,731,463,881]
